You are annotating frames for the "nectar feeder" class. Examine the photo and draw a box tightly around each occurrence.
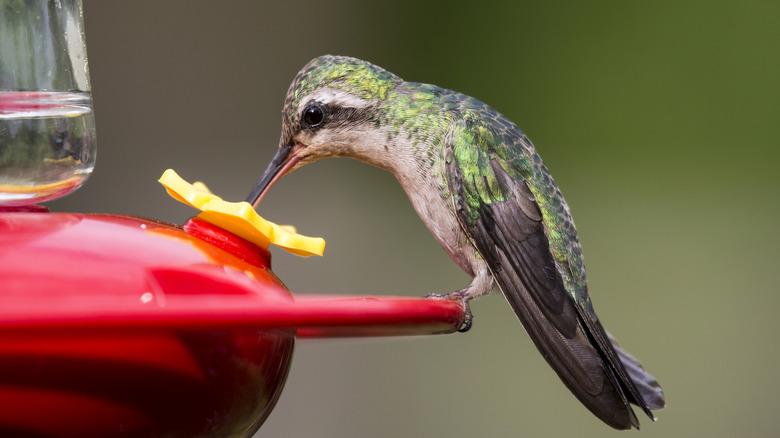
[0,207,464,437]
[0,2,463,430]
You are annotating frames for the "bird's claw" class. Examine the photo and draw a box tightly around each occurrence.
[425,292,473,333]
[458,304,473,333]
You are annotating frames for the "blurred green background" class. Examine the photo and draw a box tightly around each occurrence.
[52,1,779,437]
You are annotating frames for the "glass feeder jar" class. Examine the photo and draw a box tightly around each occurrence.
[0,0,96,205]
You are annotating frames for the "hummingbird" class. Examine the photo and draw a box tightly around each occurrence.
[246,55,665,429]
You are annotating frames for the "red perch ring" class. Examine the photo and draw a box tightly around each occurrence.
[0,211,464,437]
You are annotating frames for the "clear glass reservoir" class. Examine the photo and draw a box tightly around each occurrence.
[0,0,95,205]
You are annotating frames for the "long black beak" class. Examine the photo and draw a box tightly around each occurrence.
[245,143,293,208]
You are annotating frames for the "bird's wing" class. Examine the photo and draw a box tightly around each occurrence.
[444,114,663,429]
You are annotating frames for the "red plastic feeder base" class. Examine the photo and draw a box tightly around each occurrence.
[0,210,464,437]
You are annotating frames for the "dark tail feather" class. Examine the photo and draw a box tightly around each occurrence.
[608,333,666,412]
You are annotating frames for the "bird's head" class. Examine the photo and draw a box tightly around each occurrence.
[246,55,403,206]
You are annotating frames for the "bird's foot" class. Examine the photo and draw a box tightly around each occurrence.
[425,291,473,333]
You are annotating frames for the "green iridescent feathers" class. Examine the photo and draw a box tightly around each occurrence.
[443,90,659,428]
[285,55,402,111]
[444,101,589,304]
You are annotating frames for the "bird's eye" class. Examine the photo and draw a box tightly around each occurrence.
[301,102,325,128]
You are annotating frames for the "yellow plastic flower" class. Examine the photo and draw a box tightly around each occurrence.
[159,169,325,257]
